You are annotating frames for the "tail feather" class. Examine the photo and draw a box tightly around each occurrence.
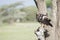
[49,23,53,27]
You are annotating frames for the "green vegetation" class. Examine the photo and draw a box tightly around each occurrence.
[0,23,40,40]
[20,6,37,22]
[46,0,52,7]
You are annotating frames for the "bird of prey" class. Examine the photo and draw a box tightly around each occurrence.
[36,14,53,27]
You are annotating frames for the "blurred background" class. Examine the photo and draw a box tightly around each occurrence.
[0,0,52,40]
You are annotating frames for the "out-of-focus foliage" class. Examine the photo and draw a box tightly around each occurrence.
[0,2,24,23]
[20,6,37,22]
[46,0,52,7]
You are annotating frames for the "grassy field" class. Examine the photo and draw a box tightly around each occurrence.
[0,23,40,40]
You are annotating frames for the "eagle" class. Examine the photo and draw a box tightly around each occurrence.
[36,14,53,27]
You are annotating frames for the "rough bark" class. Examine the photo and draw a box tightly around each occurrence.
[36,0,47,15]
[56,0,60,40]
[51,0,57,40]
[52,0,60,40]
[36,0,60,40]
[36,0,47,40]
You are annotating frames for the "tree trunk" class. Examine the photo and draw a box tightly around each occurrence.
[51,0,57,40]
[36,0,47,15]
[55,0,60,40]
[36,0,60,40]
[36,0,47,40]
[52,0,60,40]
